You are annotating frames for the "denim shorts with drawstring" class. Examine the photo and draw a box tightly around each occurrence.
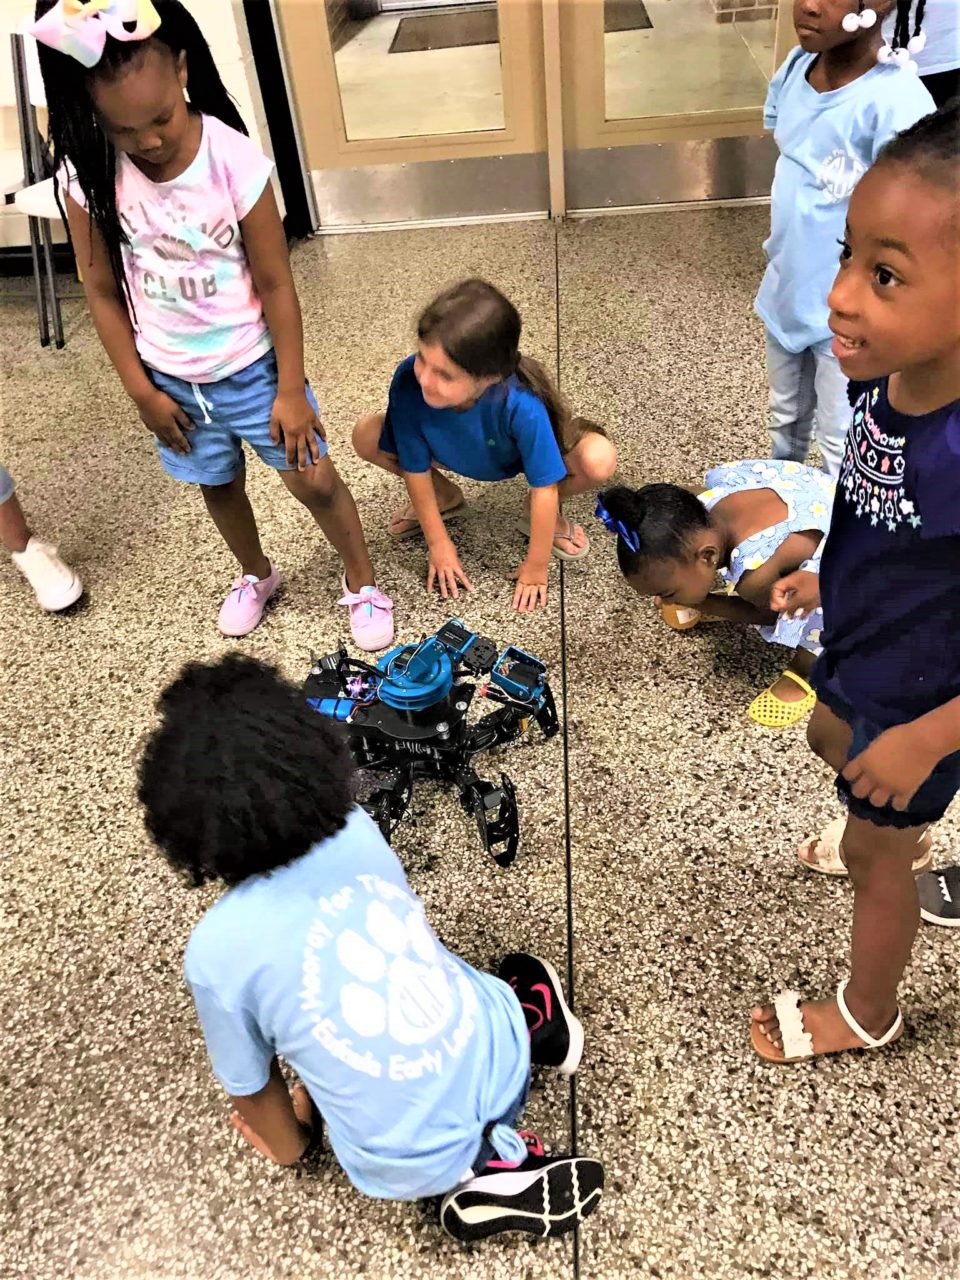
[147,349,327,487]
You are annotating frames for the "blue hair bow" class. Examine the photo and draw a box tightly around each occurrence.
[594,495,640,553]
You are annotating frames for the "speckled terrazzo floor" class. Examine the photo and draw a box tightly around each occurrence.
[1,212,957,1280]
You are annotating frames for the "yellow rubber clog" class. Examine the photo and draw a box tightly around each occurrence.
[748,670,816,728]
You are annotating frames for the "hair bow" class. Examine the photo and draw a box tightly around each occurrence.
[31,0,161,69]
[594,495,640,553]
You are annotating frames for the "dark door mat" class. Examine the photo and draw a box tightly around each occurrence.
[389,6,499,54]
[605,0,653,34]
[388,0,652,54]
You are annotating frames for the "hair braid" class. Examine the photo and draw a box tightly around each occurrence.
[35,0,247,311]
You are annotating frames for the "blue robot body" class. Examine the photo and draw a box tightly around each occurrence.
[303,620,559,866]
[377,638,455,713]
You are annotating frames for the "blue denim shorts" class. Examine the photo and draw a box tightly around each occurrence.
[813,676,960,829]
[147,349,327,486]
[0,464,14,505]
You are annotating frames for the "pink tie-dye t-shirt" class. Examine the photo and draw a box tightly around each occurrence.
[65,115,274,384]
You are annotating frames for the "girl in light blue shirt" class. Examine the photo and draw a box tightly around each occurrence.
[757,0,933,476]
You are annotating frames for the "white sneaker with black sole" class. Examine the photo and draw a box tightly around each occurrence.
[497,952,584,1075]
[440,1153,604,1243]
[919,866,960,926]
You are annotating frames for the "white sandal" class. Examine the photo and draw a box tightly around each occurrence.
[752,980,903,1063]
[798,817,933,877]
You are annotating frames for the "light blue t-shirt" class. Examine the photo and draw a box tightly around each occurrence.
[755,50,934,353]
[384,354,568,488]
[184,807,531,1199]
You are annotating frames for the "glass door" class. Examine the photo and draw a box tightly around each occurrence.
[274,0,550,228]
[559,0,795,210]
[273,0,794,227]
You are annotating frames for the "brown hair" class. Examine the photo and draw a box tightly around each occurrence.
[417,278,584,450]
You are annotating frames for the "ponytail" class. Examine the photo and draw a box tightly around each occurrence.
[513,353,573,451]
[596,484,710,576]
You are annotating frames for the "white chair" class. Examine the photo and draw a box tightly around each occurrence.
[3,30,65,348]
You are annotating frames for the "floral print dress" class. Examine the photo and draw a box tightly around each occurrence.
[700,459,836,655]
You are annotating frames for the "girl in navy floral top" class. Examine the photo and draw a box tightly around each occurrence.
[751,102,960,1063]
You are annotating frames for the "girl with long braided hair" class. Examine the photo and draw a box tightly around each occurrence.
[32,0,394,647]
[882,0,960,106]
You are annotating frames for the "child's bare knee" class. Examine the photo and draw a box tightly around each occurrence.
[806,713,844,770]
[302,472,338,510]
[353,413,384,460]
[571,430,618,485]
[841,821,917,887]
[285,462,338,512]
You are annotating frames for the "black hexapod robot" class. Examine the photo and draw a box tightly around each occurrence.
[304,620,559,866]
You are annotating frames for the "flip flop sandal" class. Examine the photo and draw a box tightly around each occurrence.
[658,602,702,631]
[747,670,816,728]
[751,980,903,1064]
[799,816,934,877]
[516,516,590,561]
[388,498,465,539]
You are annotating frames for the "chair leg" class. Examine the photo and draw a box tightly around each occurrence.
[39,217,64,349]
[27,216,50,348]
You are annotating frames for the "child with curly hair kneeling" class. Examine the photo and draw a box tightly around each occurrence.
[137,654,603,1242]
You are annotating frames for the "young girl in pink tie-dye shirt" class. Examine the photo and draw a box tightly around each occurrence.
[33,0,393,647]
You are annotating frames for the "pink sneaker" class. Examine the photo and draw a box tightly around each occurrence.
[217,565,281,637]
[338,576,394,652]
[486,1132,546,1170]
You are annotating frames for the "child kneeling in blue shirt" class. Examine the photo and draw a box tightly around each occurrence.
[138,654,603,1243]
[354,278,617,613]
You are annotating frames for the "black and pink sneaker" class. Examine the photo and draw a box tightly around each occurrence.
[498,952,584,1076]
[441,1150,604,1243]
[484,1130,545,1170]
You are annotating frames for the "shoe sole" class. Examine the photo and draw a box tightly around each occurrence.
[388,501,465,539]
[440,1158,603,1243]
[920,907,960,927]
[39,574,83,612]
[530,954,584,1076]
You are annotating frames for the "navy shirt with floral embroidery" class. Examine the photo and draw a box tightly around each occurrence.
[816,378,960,728]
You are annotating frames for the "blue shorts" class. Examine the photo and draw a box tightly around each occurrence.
[813,674,960,829]
[147,350,327,486]
[0,464,14,505]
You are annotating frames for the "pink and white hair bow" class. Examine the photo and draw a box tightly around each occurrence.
[30,0,161,69]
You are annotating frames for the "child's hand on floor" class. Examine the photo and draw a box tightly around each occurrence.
[229,1082,314,1166]
[270,390,326,470]
[771,569,820,620]
[842,722,940,811]
[511,560,549,612]
[427,537,475,599]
